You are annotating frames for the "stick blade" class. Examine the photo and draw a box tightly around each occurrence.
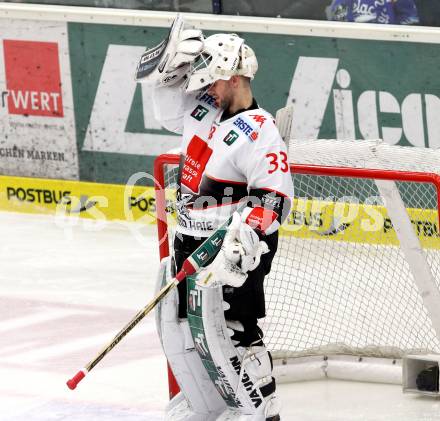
[275,105,294,145]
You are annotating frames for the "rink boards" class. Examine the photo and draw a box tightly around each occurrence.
[1,174,439,251]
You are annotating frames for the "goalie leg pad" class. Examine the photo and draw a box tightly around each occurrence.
[186,277,280,419]
[155,257,226,420]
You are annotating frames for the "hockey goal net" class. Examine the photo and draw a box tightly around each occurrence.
[154,139,440,385]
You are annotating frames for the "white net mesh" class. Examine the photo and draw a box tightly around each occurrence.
[156,139,440,360]
[290,139,440,173]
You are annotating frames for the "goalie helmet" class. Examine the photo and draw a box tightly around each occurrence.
[185,33,258,92]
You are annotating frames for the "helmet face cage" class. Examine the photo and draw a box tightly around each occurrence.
[185,33,258,92]
[191,52,213,77]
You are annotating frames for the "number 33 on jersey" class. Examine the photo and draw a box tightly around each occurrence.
[176,92,294,237]
[266,151,289,174]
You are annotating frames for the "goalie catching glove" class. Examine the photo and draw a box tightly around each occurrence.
[197,211,269,288]
[135,15,204,87]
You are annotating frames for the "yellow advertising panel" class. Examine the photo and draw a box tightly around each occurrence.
[0,175,162,225]
[280,198,440,249]
[1,176,438,249]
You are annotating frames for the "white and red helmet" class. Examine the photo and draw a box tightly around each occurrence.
[185,33,258,92]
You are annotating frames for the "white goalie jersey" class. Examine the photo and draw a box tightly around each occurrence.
[152,84,294,238]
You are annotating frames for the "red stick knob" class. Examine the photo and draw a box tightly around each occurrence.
[67,370,86,390]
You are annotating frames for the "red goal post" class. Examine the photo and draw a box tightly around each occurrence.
[154,139,440,394]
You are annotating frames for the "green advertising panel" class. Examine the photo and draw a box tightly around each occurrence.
[69,22,440,185]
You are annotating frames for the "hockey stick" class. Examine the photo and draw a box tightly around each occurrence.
[66,205,243,390]
[275,105,293,145]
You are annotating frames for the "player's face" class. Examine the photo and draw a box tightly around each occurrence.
[207,79,233,109]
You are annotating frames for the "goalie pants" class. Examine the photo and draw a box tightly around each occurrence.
[173,230,278,347]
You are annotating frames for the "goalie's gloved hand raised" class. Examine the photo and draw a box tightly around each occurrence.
[135,15,204,87]
[168,29,204,71]
[157,29,204,87]
[196,212,269,289]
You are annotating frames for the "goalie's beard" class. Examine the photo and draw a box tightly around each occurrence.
[173,231,279,338]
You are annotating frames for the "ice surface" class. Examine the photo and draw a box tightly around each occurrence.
[0,212,167,420]
[1,211,439,421]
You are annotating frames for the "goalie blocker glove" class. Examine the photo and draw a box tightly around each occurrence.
[135,15,204,87]
[197,212,269,289]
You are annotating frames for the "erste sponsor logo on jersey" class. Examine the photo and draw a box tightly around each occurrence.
[197,92,218,108]
[191,104,209,121]
[3,40,64,117]
[223,130,239,146]
[233,116,259,141]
